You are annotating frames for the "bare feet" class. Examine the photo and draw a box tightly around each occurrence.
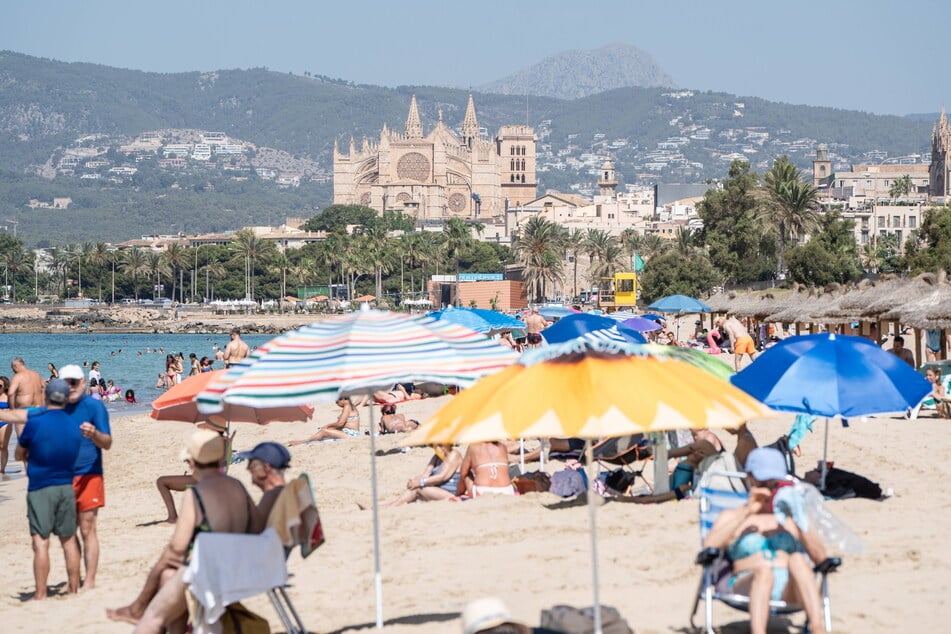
[30,593,47,601]
[106,606,141,625]
[80,580,95,591]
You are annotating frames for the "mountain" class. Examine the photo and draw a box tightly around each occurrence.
[478,42,676,100]
[0,51,937,246]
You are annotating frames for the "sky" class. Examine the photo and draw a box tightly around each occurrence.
[1,0,947,116]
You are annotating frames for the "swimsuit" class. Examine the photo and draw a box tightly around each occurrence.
[726,531,801,601]
[734,335,756,355]
[342,428,360,438]
[475,461,509,480]
[472,484,516,496]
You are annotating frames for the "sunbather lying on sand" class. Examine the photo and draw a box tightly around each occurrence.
[378,403,419,433]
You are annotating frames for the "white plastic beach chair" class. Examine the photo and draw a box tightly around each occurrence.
[689,470,841,634]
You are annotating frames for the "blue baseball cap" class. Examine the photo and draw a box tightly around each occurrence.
[745,447,788,481]
[249,442,291,469]
[45,378,70,405]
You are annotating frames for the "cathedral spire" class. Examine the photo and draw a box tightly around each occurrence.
[462,93,479,148]
[405,95,423,138]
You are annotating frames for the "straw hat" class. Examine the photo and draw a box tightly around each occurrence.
[461,597,530,634]
[180,429,226,464]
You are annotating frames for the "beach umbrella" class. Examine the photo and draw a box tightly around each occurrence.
[647,294,712,315]
[306,294,329,302]
[428,306,525,334]
[407,339,771,634]
[537,304,581,320]
[618,315,664,333]
[151,370,314,424]
[197,308,517,629]
[647,295,711,339]
[355,294,376,302]
[730,332,931,485]
[641,313,664,322]
[541,313,647,345]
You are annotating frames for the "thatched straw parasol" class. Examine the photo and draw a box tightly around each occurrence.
[859,272,945,320]
[730,290,795,320]
[881,272,951,327]
[704,290,738,314]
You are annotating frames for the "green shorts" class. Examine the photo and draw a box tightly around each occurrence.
[27,484,77,538]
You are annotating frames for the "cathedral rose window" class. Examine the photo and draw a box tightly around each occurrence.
[448,193,467,212]
[397,152,431,182]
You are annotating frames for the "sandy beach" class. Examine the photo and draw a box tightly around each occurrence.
[2,393,950,634]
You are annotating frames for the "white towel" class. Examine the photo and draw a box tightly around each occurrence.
[184,528,288,625]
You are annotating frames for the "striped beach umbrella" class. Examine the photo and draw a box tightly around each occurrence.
[196,307,517,629]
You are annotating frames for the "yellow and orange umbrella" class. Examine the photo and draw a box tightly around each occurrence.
[407,347,771,446]
[404,341,772,634]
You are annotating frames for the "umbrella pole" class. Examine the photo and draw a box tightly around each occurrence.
[584,439,603,634]
[651,432,670,494]
[519,439,525,474]
[820,417,830,491]
[368,403,384,629]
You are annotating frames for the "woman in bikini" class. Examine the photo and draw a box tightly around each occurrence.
[703,448,827,634]
[457,441,515,497]
[288,397,360,445]
[378,403,419,433]
[377,444,463,507]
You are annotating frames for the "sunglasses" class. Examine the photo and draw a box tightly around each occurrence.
[65,378,83,386]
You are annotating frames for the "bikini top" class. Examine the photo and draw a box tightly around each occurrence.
[728,530,800,561]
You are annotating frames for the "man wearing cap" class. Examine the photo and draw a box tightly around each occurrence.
[109,429,261,629]
[247,441,291,519]
[59,363,112,591]
[15,379,84,599]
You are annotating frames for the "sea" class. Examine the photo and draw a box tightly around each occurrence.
[0,332,274,413]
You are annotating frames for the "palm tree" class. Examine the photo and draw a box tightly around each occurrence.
[164,242,189,303]
[230,230,275,301]
[146,251,171,299]
[513,216,564,302]
[889,174,913,199]
[362,225,393,302]
[759,156,820,275]
[639,234,668,263]
[674,226,696,256]
[121,247,148,300]
[4,247,33,301]
[564,228,586,300]
[202,257,227,301]
[87,242,110,301]
[442,218,475,306]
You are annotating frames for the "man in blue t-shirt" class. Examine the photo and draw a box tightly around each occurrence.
[16,378,84,599]
[58,364,112,592]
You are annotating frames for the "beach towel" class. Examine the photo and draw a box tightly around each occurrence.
[184,528,287,625]
[267,475,325,557]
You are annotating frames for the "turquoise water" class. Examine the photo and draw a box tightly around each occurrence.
[0,332,274,411]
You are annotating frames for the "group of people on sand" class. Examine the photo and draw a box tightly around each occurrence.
[105,432,293,633]
[0,358,112,601]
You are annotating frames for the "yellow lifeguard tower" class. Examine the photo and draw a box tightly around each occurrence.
[597,272,638,312]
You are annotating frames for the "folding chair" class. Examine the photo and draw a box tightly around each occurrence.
[689,470,841,634]
[186,474,323,634]
[592,434,653,494]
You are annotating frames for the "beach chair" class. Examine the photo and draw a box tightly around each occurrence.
[185,474,324,634]
[593,434,653,494]
[689,470,841,634]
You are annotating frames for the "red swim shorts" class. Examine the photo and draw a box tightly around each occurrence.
[72,474,106,512]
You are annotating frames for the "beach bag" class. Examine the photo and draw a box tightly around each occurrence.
[220,602,270,634]
[513,471,551,494]
[550,468,587,498]
[540,604,633,634]
[604,468,636,494]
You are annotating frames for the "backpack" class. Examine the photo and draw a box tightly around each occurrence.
[540,604,634,634]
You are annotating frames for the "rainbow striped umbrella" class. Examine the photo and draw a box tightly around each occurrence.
[196,307,517,629]
[196,308,518,412]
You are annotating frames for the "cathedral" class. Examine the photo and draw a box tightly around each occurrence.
[931,108,951,200]
[332,95,537,220]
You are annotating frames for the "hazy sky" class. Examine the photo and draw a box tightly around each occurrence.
[1,0,946,116]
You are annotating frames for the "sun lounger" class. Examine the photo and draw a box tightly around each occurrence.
[689,470,841,634]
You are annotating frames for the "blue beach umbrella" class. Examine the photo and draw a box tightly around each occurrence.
[731,332,931,485]
[537,304,581,320]
[647,294,712,315]
[428,306,524,334]
[541,313,647,345]
[641,313,665,322]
